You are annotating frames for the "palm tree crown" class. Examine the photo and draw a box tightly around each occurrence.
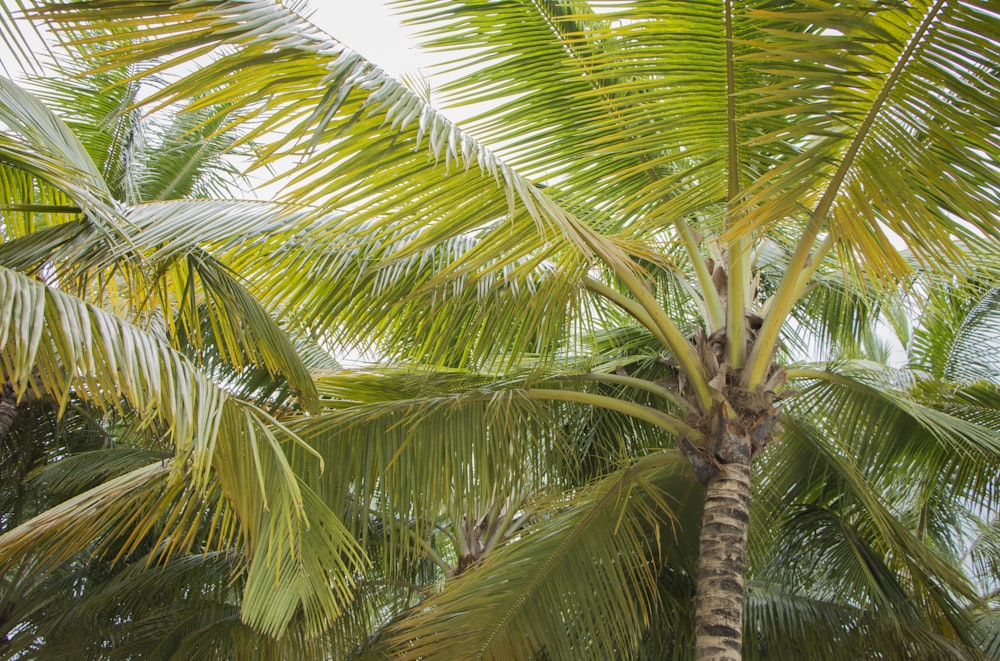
[0,0,998,658]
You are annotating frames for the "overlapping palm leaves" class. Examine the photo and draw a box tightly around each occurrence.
[1,0,998,658]
[0,52,363,643]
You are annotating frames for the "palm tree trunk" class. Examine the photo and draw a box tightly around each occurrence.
[694,459,751,660]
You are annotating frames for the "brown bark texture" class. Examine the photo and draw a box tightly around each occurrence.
[693,460,751,661]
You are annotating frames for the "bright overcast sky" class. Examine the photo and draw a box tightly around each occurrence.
[307,1,432,79]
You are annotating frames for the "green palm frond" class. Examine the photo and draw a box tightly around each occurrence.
[0,160,81,241]
[0,215,319,414]
[756,371,996,637]
[0,460,179,578]
[8,545,411,659]
[788,361,1000,463]
[32,0,591,238]
[174,253,319,410]
[0,219,90,272]
[395,0,763,231]
[778,367,998,556]
[2,76,321,406]
[755,239,883,360]
[107,199,311,263]
[386,452,700,661]
[292,369,572,559]
[967,517,1000,601]
[978,608,1000,659]
[744,581,974,660]
[752,433,983,651]
[0,1,50,76]
[816,0,1000,277]
[28,0,691,324]
[238,225,595,368]
[396,1,1000,274]
[0,73,102,180]
[136,102,251,201]
[0,74,113,211]
[28,51,145,202]
[27,446,170,500]
[0,266,365,637]
[912,284,1000,383]
[0,386,167,529]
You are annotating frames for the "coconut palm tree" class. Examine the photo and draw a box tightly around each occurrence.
[15,251,998,659]
[3,0,1000,658]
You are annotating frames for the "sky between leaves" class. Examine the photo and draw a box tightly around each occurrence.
[311,1,429,79]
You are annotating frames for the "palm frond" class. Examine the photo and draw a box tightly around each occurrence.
[0,266,365,637]
[756,239,882,360]
[237,224,595,369]
[912,284,1000,383]
[28,51,145,202]
[178,253,318,411]
[290,369,573,567]
[386,452,700,661]
[33,0,592,243]
[28,0,717,370]
[977,608,1000,660]
[0,0,50,77]
[755,397,989,642]
[136,101,251,201]
[0,74,109,200]
[745,581,975,660]
[966,516,1000,601]
[26,446,170,501]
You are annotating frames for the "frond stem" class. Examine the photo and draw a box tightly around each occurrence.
[584,275,659,333]
[723,0,748,368]
[726,237,749,367]
[592,260,713,410]
[676,218,725,333]
[525,388,702,441]
[554,372,689,411]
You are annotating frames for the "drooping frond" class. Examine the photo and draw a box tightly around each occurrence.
[27,0,716,385]
[0,74,117,231]
[0,266,366,637]
[744,581,974,660]
[168,252,319,410]
[1,80,322,405]
[235,222,596,369]
[31,0,598,247]
[385,452,701,661]
[754,363,1000,645]
[291,369,574,565]
[26,446,170,501]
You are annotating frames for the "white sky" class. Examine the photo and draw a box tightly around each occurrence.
[307,1,431,79]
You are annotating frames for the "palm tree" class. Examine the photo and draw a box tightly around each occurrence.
[4,0,1000,658]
